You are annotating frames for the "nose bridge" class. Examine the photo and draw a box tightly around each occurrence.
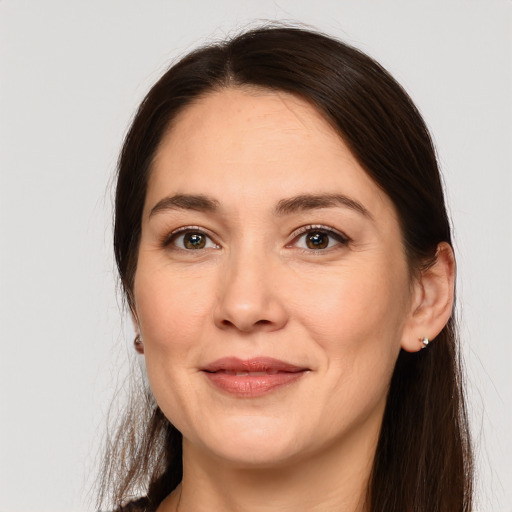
[214,237,287,332]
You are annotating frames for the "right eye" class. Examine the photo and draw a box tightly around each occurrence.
[167,228,219,250]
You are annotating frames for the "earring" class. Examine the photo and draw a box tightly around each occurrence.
[134,334,144,354]
[420,337,429,349]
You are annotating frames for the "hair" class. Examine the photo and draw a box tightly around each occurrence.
[99,25,473,512]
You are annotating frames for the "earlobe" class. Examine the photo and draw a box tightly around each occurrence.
[401,242,456,353]
[130,303,144,354]
[134,333,144,354]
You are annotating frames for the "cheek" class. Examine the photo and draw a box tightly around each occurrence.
[134,263,214,351]
[133,264,215,429]
[286,257,410,409]
[289,260,410,348]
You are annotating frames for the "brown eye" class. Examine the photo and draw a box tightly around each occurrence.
[305,231,329,249]
[290,225,350,252]
[183,232,206,249]
[167,229,219,251]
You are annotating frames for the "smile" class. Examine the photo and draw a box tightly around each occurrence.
[201,357,309,397]
[220,370,279,376]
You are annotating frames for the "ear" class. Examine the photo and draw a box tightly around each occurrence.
[130,302,145,355]
[401,242,456,353]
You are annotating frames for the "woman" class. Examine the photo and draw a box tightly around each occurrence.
[98,26,473,511]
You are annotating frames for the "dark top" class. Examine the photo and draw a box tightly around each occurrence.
[113,497,152,512]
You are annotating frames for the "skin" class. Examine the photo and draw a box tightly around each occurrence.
[133,88,455,512]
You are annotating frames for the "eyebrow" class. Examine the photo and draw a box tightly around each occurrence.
[148,192,372,220]
[149,194,220,217]
[274,193,373,219]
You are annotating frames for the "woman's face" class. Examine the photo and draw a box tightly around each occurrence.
[134,88,417,467]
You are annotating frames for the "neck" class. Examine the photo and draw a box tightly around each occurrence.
[158,417,381,512]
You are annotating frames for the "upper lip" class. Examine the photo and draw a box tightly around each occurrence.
[202,357,308,373]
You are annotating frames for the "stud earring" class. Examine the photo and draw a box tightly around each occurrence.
[420,337,429,349]
[134,334,144,354]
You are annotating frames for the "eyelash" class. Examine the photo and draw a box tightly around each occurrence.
[287,224,351,252]
[162,224,350,252]
[162,226,220,250]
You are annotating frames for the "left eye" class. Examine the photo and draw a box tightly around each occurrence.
[292,228,349,251]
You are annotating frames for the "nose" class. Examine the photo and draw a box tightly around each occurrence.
[213,250,288,333]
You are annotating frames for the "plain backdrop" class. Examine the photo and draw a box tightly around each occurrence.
[0,1,510,511]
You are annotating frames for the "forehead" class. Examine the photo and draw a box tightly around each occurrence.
[154,87,345,171]
[147,87,395,221]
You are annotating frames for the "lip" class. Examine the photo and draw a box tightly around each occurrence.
[201,357,308,397]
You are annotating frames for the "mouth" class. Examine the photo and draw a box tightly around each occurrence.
[201,357,309,397]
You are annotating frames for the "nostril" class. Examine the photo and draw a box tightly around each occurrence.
[214,293,288,332]
[219,317,274,332]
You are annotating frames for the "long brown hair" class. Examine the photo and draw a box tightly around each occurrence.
[99,26,473,511]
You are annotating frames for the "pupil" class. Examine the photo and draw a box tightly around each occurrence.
[307,232,328,249]
[185,233,205,249]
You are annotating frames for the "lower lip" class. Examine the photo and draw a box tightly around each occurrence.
[203,371,306,397]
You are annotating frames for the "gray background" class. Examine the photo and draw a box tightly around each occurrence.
[0,1,510,510]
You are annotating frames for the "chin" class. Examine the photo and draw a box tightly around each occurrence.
[194,415,308,468]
